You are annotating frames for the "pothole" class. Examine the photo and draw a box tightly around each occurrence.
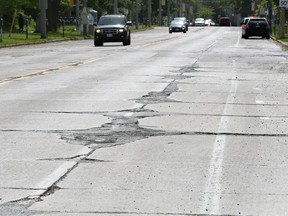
[60,65,197,149]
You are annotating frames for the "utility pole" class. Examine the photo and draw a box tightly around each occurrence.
[136,0,139,29]
[148,0,151,27]
[279,7,285,39]
[159,0,162,26]
[76,0,79,31]
[82,0,88,36]
[39,0,47,39]
[114,0,118,14]
[167,0,170,26]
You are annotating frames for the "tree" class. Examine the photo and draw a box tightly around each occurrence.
[197,7,215,19]
[46,0,60,31]
[0,0,36,26]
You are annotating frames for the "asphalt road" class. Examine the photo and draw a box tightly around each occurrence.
[0,26,288,216]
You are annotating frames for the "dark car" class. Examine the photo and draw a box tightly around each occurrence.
[219,17,231,26]
[243,18,270,39]
[173,17,189,31]
[169,20,187,33]
[94,14,132,46]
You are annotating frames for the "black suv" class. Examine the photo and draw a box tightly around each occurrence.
[94,14,132,46]
[244,18,270,39]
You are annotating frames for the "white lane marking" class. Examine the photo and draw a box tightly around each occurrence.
[35,161,77,189]
[133,103,144,109]
[28,160,78,198]
[32,147,91,195]
[256,100,264,104]
[260,117,270,120]
[235,33,241,47]
[202,62,238,214]
[77,147,92,159]
[28,161,77,198]
[207,41,217,50]
[124,104,144,117]
[124,112,133,117]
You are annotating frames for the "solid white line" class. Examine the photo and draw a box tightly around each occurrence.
[202,62,238,214]
[260,117,270,120]
[33,161,77,195]
[256,100,264,104]
[236,33,241,47]
[28,161,77,198]
[124,112,133,117]
[28,146,93,199]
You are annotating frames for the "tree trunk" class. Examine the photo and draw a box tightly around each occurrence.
[47,0,60,31]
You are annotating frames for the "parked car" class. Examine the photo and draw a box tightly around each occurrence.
[243,18,270,39]
[94,14,132,46]
[194,18,205,26]
[204,19,215,26]
[173,17,189,31]
[241,17,253,38]
[219,17,231,26]
[169,20,187,33]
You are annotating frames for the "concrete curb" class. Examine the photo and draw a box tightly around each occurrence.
[0,37,90,49]
[271,36,288,50]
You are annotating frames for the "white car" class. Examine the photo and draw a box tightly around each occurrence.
[195,18,205,26]
[204,19,215,26]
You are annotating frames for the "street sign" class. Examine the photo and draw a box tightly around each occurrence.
[279,0,288,8]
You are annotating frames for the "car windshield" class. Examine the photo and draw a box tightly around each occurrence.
[170,20,184,25]
[98,17,125,25]
[195,18,204,22]
[174,17,186,21]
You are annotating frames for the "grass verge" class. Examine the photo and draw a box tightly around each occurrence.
[0,24,153,47]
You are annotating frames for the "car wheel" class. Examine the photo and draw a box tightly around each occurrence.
[94,40,103,46]
[244,35,249,39]
[127,35,131,45]
[123,35,131,46]
[266,35,270,39]
[242,35,244,38]
[169,31,172,34]
[183,30,186,33]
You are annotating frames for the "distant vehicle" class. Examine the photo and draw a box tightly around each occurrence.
[204,19,215,26]
[173,17,189,31]
[169,20,187,33]
[219,17,231,26]
[243,18,270,39]
[194,18,205,26]
[94,14,132,46]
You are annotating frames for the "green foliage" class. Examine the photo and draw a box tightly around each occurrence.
[60,0,73,16]
[0,0,275,27]
[197,7,215,19]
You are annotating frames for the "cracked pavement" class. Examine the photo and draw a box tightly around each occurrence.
[1,27,288,216]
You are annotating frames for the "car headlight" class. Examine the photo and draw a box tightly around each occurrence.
[119,28,125,33]
[95,29,101,33]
